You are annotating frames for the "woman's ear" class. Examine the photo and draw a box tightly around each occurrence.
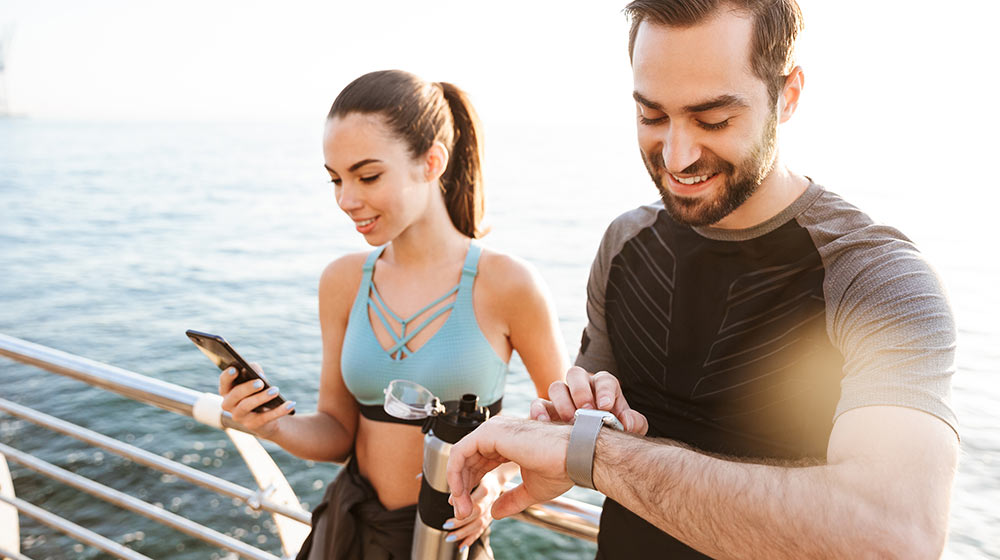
[423,141,450,182]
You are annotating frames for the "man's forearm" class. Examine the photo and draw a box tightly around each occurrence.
[591,420,954,559]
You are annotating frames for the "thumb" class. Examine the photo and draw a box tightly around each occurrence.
[490,483,535,520]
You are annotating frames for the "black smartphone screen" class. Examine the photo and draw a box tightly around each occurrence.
[185,329,292,414]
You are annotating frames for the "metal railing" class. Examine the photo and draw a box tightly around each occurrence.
[0,333,600,559]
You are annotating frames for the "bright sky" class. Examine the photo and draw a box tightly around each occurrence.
[2,0,999,234]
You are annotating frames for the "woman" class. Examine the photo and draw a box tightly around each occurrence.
[219,70,568,559]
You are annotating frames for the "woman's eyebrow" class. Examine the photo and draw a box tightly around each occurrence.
[323,159,383,175]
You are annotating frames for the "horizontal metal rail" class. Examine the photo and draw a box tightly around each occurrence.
[0,493,151,560]
[509,489,601,541]
[0,332,601,543]
[0,443,281,560]
[0,397,310,525]
[0,543,34,560]
[0,334,246,432]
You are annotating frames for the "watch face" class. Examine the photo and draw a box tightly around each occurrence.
[601,414,624,431]
[574,409,624,431]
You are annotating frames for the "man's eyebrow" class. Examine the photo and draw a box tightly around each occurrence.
[633,91,664,111]
[323,159,382,175]
[633,91,751,114]
[683,95,750,114]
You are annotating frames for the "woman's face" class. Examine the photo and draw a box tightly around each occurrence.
[323,112,435,246]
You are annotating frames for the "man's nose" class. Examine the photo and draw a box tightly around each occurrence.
[661,124,701,174]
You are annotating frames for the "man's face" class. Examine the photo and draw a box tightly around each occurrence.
[632,12,780,227]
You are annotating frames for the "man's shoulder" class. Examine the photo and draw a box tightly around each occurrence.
[796,184,911,250]
[598,199,665,254]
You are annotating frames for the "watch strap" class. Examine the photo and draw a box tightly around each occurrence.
[566,412,607,489]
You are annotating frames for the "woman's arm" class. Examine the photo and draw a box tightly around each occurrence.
[221,254,365,462]
[494,254,569,399]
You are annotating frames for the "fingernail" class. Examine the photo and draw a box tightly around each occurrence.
[599,397,612,409]
[442,520,455,529]
[267,387,279,396]
[285,401,296,410]
[538,413,549,422]
[445,534,457,542]
[459,545,468,553]
[581,403,593,409]
[253,380,264,389]
[416,472,423,480]
[226,368,237,376]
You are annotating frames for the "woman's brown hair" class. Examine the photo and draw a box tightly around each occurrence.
[327,70,485,238]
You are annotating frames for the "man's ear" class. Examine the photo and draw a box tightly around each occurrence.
[423,141,450,182]
[778,66,804,124]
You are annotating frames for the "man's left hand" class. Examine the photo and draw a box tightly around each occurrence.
[448,416,573,520]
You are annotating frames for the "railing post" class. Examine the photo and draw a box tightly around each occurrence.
[226,429,310,557]
[0,452,19,556]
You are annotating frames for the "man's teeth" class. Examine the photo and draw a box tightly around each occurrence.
[357,217,376,226]
[673,174,713,185]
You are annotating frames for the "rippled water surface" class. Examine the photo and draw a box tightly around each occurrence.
[1,119,996,559]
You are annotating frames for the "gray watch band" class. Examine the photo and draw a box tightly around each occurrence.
[566,411,608,489]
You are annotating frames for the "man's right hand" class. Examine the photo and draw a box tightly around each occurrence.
[530,366,648,435]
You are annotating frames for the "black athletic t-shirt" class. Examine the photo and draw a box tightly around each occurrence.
[576,183,957,559]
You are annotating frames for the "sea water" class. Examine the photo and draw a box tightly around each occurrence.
[1,119,996,559]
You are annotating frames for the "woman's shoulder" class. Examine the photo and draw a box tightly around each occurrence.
[319,251,372,302]
[476,245,544,299]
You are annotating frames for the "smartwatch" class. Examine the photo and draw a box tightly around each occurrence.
[566,409,624,489]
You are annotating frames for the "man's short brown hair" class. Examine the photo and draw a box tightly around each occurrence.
[625,0,804,105]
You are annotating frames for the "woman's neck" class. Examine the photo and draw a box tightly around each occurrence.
[385,196,470,269]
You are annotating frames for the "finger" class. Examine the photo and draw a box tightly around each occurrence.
[566,366,597,410]
[248,361,264,375]
[221,379,266,412]
[242,399,295,436]
[591,371,623,412]
[447,442,480,520]
[218,367,239,395]
[257,398,296,423]
[448,483,487,528]
[529,398,558,422]
[235,386,282,416]
[448,517,488,549]
[625,409,649,436]
[547,382,577,422]
[490,483,536,520]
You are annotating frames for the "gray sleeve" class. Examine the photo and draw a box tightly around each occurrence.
[575,202,661,374]
[800,192,958,435]
[575,225,618,374]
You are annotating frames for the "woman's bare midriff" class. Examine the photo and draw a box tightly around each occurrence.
[354,414,427,510]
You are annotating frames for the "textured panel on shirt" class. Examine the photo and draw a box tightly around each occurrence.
[604,210,843,459]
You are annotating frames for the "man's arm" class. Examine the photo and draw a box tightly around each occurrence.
[593,404,958,559]
[450,403,958,560]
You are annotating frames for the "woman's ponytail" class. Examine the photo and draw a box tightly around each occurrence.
[437,82,485,239]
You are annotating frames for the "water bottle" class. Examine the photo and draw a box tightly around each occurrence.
[383,381,491,560]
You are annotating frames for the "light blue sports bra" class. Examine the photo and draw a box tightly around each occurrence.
[341,243,508,422]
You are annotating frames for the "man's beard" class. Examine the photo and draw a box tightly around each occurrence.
[642,110,778,227]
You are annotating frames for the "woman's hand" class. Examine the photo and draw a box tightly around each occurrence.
[443,468,503,552]
[219,363,295,439]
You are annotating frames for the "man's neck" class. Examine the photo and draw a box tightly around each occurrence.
[710,158,809,230]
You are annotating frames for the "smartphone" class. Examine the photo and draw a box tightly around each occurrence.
[185,329,293,415]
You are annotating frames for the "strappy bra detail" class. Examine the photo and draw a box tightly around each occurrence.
[340,242,508,418]
[368,280,459,361]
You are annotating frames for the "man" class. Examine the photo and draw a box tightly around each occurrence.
[448,0,959,558]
